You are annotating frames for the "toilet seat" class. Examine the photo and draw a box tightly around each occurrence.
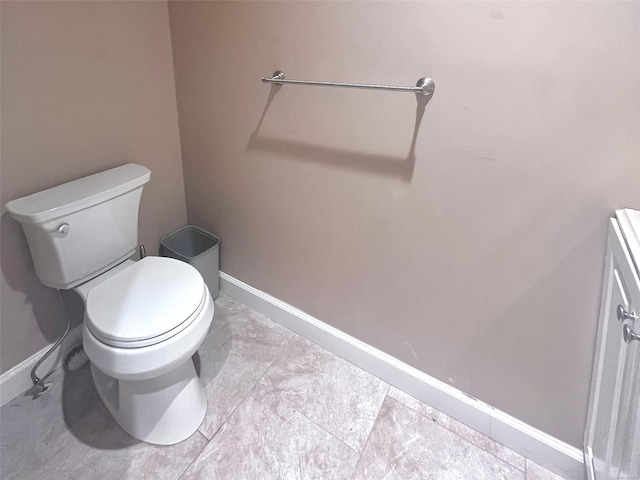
[86,257,206,348]
[83,280,214,382]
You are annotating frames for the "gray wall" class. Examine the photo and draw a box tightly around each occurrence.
[1,2,187,373]
[168,1,640,447]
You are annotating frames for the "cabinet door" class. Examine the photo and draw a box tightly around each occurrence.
[584,219,640,480]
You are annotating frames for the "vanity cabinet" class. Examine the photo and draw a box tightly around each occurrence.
[584,211,640,480]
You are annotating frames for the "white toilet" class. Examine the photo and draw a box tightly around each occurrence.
[6,163,214,445]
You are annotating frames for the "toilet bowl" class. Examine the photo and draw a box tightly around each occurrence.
[5,164,215,446]
[77,256,214,445]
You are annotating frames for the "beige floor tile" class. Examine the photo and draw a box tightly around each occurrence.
[388,386,526,470]
[181,382,359,480]
[259,336,389,452]
[352,396,525,480]
[197,294,294,438]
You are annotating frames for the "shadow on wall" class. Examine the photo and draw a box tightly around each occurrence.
[245,84,431,183]
[1,213,85,358]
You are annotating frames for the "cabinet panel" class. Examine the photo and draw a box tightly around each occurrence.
[585,219,640,480]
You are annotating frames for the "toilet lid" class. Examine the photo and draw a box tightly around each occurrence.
[85,257,206,346]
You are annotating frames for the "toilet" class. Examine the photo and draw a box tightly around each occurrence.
[6,163,214,445]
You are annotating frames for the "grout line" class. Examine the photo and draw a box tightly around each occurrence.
[279,392,361,457]
[197,413,223,442]
[259,335,393,458]
[223,293,297,344]
[203,332,298,442]
[235,323,388,462]
[179,308,300,477]
[254,332,299,386]
[197,297,298,440]
[350,385,393,478]
[176,430,212,480]
[386,391,526,473]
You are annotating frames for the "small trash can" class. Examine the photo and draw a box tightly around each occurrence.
[160,225,220,300]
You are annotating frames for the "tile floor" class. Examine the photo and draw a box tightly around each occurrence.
[0,294,567,480]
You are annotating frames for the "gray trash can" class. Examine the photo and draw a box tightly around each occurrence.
[160,225,220,300]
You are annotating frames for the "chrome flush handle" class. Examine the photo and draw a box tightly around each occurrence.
[47,223,70,238]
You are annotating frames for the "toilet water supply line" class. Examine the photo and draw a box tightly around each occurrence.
[30,290,71,395]
[29,245,147,395]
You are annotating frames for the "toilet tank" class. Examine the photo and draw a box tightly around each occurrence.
[5,164,151,289]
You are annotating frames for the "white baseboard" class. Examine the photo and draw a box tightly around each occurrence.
[0,325,83,407]
[220,271,585,480]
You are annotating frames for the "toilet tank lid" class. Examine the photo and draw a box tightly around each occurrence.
[5,163,151,224]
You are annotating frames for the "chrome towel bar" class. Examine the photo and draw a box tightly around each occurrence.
[261,71,435,97]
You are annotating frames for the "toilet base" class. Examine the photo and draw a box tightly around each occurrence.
[91,358,207,445]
